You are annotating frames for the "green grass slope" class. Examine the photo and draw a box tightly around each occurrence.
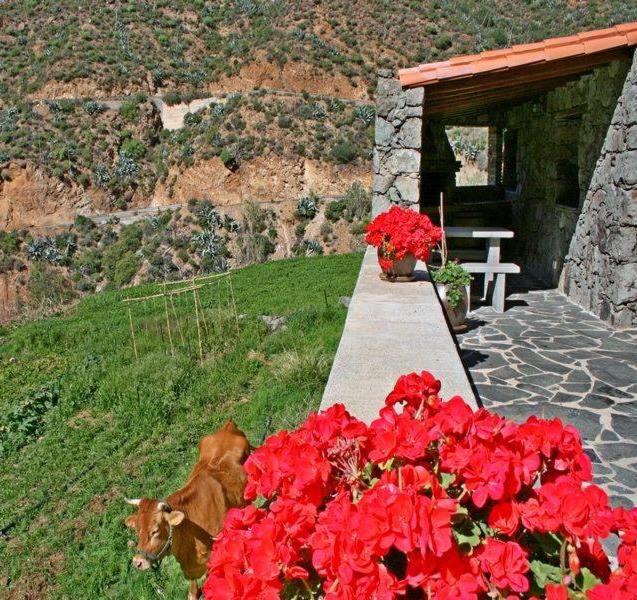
[0,252,362,599]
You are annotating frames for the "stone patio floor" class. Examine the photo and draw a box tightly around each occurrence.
[457,276,637,508]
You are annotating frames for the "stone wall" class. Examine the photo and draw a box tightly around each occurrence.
[561,51,637,328]
[373,70,424,215]
[504,58,631,288]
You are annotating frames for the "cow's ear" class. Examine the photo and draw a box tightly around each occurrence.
[124,515,137,529]
[166,510,185,526]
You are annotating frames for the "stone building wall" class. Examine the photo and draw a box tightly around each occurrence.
[372,56,636,327]
[373,69,424,215]
[504,58,631,288]
[561,52,637,328]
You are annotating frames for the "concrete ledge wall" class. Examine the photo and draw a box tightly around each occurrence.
[320,247,477,423]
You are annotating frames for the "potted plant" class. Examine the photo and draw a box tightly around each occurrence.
[432,194,472,330]
[365,206,442,281]
[432,260,472,331]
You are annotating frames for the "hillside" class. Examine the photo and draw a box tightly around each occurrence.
[2,0,637,318]
[2,0,636,102]
[0,252,362,599]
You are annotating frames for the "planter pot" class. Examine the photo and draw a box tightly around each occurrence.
[377,249,417,281]
[436,283,469,332]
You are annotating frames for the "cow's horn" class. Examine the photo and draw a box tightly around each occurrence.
[125,498,141,506]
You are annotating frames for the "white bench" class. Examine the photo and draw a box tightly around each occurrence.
[444,227,519,313]
[461,262,520,312]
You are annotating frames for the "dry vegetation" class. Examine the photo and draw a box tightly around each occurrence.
[1,0,636,102]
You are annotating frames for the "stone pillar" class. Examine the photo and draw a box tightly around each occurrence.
[487,126,503,185]
[561,51,637,328]
[373,69,424,216]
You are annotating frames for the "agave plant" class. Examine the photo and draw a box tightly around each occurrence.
[295,195,319,220]
[114,155,139,181]
[83,100,106,116]
[296,239,323,257]
[196,203,224,230]
[92,164,111,188]
[26,237,64,264]
[355,105,376,127]
[192,230,225,258]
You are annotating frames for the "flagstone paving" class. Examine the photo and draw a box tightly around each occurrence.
[456,277,637,508]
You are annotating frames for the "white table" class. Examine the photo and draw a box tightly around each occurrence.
[444,227,518,311]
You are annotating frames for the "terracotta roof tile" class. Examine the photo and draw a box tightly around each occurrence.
[399,22,637,88]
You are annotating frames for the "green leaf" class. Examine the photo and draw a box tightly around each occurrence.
[529,559,562,588]
[451,504,468,523]
[529,532,564,558]
[576,567,602,592]
[253,495,268,508]
[378,458,395,471]
[452,518,482,550]
[439,471,456,489]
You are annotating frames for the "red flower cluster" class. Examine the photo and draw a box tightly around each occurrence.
[365,206,442,270]
[205,372,637,599]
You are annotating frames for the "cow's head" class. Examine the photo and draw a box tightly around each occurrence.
[124,498,184,571]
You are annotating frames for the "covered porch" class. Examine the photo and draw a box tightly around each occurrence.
[373,22,637,327]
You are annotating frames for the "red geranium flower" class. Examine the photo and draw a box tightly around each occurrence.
[365,206,442,264]
[205,371,630,600]
[477,539,530,593]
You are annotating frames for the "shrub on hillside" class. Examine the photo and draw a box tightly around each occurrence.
[220,148,238,170]
[112,251,141,287]
[0,383,60,455]
[325,198,346,222]
[102,225,143,285]
[120,138,147,160]
[28,263,77,308]
[330,139,358,164]
[73,248,102,276]
[0,230,21,255]
[184,111,203,126]
[326,182,371,223]
[119,100,140,122]
[163,91,184,106]
[320,221,333,242]
[236,202,276,265]
[342,181,371,221]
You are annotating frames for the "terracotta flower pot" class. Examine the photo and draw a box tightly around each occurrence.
[377,249,417,281]
[435,283,469,332]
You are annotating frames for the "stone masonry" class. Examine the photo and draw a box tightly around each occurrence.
[504,59,631,290]
[373,69,424,215]
[562,51,637,328]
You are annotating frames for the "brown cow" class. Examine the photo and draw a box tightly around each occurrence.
[124,420,250,599]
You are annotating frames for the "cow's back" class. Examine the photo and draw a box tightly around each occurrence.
[197,420,250,465]
[167,461,244,579]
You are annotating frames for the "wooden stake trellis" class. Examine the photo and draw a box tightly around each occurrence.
[163,283,175,358]
[123,271,239,364]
